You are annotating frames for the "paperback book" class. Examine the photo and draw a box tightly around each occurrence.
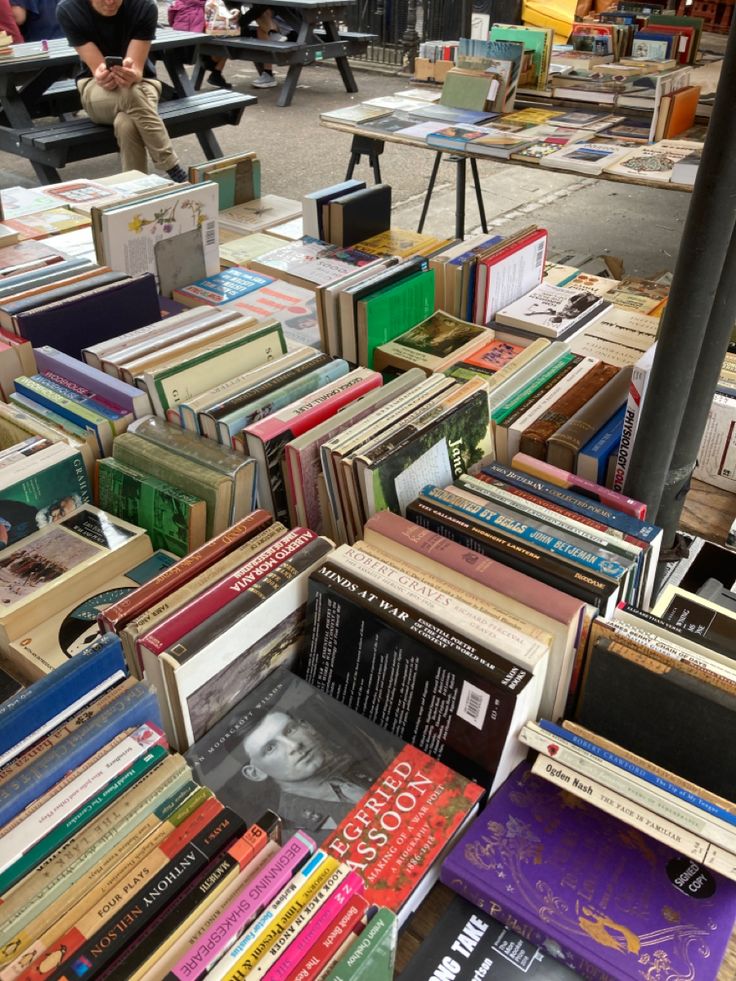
[185,668,482,924]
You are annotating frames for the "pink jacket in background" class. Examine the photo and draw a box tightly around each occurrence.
[168,0,206,33]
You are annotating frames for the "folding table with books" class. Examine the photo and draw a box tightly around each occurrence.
[320,109,700,240]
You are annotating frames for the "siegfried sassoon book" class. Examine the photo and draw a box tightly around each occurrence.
[441,761,736,981]
[184,668,482,923]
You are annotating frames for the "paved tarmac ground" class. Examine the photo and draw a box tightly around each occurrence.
[0,56,696,277]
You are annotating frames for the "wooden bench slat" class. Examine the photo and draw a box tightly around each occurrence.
[16,90,254,165]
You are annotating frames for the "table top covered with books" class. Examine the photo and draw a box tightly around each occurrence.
[320,99,701,195]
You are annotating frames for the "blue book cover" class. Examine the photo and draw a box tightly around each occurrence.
[0,679,160,827]
[577,404,626,484]
[0,632,126,758]
[421,484,630,583]
[481,461,661,542]
[174,267,274,306]
[216,358,350,444]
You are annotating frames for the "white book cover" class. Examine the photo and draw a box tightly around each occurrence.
[0,723,161,872]
[218,195,302,235]
[100,183,219,285]
[605,140,701,184]
[694,392,736,493]
[571,306,659,365]
[478,230,548,325]
[611,341,657,492]
[496,284,609,336]
[541,141,633,174]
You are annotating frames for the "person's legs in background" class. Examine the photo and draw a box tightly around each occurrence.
[252,7,278,87]
[78,78,187,180]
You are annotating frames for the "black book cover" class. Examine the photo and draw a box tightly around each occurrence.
[3,270,128,317]
[574,634,736,799]
[15,273,161,358]
[301,560,536,788]
[329,184,392,248]
[401,895,579,980]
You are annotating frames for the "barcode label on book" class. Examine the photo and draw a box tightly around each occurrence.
[457,681,489,730]
[535,240,546,267]
[205,220,217,248]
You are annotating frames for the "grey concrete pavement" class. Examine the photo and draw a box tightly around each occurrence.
[0,59,692,278]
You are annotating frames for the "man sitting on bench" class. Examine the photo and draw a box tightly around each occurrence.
[57,0,188,181]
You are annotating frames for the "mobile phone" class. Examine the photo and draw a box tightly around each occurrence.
[104,56,124,68]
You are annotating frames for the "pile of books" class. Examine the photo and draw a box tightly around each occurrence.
[0,634,481,978]
[0,152,735,980]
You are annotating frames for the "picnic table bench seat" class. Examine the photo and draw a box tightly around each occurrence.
[13,89,255,168]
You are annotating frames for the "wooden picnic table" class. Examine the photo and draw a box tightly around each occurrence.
[0,28,255,183]
[196,0,374,108]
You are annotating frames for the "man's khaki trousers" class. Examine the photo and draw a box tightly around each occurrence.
[78,77,178,173]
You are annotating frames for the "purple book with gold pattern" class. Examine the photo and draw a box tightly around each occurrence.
[441,761,736,980]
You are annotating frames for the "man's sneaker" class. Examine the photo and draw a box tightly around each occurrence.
[166,164,188,184]
[251,71,277,89]
[208,70,232,89]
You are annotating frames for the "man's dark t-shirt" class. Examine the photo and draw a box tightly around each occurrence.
[57,0,157,77]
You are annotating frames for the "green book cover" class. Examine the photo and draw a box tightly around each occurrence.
[490,24,551,90]
[0,450,91,551]
[97,458,206,557]
[326,908,398,981]
[147,320,287,417]
[440,70,495,111]
[112,432,231,539]
[366,384,493,516]
[491,351,576,424]
[358,269,435,368]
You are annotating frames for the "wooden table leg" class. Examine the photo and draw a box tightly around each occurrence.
[0,73,61,182]
[322,18,359,94]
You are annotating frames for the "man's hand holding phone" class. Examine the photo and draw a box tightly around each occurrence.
[110,56,142,88]
[95,59,118,90]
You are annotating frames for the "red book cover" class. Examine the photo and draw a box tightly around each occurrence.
[99,509,273,634]
[139,527,316,655]
[474,229,548,325]
[244,369,382,521]
[284,894,369,981]
[184,670,482,926]
[244,369,382,444]
[321,745,482,921]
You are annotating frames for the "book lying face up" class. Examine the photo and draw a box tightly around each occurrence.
[185,667,483,925]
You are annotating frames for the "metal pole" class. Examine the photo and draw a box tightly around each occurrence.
[402,0,420,72]
[654,229,736,546]
[460,0,473,39]
[622,20,736,525]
